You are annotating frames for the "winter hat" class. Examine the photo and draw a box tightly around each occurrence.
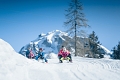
[39,48,43,50]
[62,46,64,48]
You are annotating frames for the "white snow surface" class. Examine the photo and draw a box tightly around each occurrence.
[0,38,120,80]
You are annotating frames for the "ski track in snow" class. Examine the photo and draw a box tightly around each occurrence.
[24,57,120,80]
[72,58,120,80]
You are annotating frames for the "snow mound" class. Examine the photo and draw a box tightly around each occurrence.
[46,53,58,59]
[0,39,34,80]
[0,38,28,61]
[0,39,14,53]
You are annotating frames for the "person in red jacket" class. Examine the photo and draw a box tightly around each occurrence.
[29,50,35,59]
[58,46,72,63]
[26,47,35,59]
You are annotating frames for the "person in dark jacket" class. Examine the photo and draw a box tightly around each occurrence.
[26,48,31,58]
[35,48,48,63]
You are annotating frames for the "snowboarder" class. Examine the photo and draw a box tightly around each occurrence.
[58,46,72,63]
[35,48,48,63]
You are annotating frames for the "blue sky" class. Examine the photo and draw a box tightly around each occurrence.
[0,0,120,52]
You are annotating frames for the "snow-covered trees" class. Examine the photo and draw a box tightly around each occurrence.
[112,42,120,59]
[88,31,103,58]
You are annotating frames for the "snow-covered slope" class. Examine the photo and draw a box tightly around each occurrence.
[0,39,32,80]
[98,44,112,58]
[0,39,120,80]
[99,45,112,54]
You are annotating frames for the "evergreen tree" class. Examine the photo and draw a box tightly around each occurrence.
[64,0,89,56]
[89,31,101,58]
[112,42,120,59]
[117,42,120,59]
[112,47,117,59]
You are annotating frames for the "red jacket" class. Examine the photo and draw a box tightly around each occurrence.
[58,49,70,58]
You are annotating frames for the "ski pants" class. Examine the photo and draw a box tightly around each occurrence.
[35,55,48,62]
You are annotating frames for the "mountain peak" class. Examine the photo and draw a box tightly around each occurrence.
[19,30,70,55]
[38,30,68,39]
[46,30,68,36]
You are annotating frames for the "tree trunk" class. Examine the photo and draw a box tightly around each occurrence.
[75,23,77,56]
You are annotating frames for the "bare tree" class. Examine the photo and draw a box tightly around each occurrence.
[64,0,89,56]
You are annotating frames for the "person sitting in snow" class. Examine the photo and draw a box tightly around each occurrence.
[26,48,35,59]
[35,48,48,63]
[58,46,72,63]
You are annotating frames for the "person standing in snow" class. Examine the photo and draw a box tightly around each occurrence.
[58,46,72,63]
[35,48,48,63]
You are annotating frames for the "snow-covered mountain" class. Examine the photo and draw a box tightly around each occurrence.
[19,30,112,58]
[0,38,120,80]
[19,30,71,55]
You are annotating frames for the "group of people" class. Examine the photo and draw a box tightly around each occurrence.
[25,46,72,63]
[26,47,48,63]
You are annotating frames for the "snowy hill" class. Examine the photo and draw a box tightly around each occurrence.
[0,38,120,80]
[0,39,32,80]
[19,30,111,58]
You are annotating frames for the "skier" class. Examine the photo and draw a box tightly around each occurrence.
[35,48,48,63]
[58,46,72,63]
